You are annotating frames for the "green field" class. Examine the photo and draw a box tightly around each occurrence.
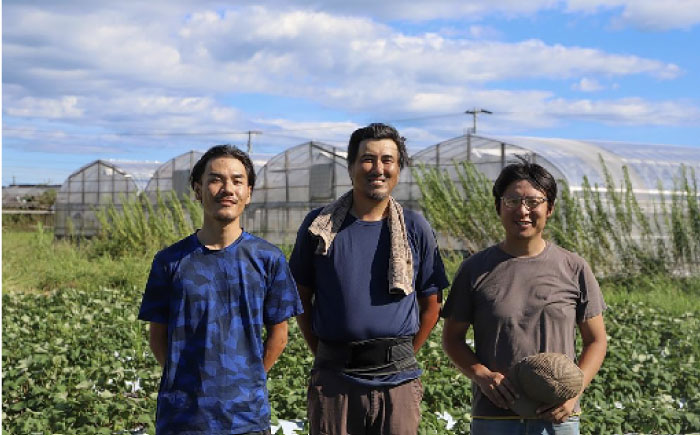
[3,228,700,434]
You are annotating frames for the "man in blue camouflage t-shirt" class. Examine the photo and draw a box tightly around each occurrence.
[138,145,303,435]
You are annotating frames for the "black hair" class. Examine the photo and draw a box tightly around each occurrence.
[492,156,557,213]
[189,145,256,191]
[347,123,410,169]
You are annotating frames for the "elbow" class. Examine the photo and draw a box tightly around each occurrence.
[441,330,456,358]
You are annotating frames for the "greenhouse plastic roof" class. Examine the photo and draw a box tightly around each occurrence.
[415,134,700,192]
[62,159,161,191]
[492,136,700,191]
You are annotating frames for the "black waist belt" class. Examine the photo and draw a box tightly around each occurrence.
[314,336,419,376]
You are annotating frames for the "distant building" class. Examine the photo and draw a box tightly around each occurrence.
[2,184,61,210]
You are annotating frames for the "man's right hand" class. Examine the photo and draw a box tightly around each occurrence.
[473,367,518,410]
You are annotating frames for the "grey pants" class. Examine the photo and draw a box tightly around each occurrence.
[307,369,423,435]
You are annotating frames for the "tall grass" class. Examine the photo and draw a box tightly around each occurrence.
[92,191,202,257]
[413,158,700,277]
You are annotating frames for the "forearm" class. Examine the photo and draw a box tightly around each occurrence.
[443,334,488,381]
[577,337,607,391]
[296,311,318,355]
[295,284,318,354]
[149,322,168,368]
[263,321,289,372]
[413,294,440,353]
[442,319,515,409]
[577,315,608,392]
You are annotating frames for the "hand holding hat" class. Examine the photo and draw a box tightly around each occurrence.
[507,353,584,418]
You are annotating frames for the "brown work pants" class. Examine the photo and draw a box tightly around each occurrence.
[307,369,423,435]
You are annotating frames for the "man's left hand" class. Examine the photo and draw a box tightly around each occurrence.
[536,396,577,423]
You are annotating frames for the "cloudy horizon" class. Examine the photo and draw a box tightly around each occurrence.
[3,0,700,185]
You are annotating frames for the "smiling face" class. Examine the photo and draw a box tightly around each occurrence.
[193,156,252,225]
[348,138,401,202]
[498,179,553,244]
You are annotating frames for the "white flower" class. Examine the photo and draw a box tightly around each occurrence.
[436,411,457,430]
[125,378,142,393]
[271,419,304,435]
[614,401,623,409]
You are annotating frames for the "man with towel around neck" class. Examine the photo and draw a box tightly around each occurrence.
[290,123,449,435]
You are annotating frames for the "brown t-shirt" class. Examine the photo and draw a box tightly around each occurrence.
[442,242,606,418]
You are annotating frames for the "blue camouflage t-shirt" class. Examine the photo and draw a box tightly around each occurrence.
[138,232,303,435]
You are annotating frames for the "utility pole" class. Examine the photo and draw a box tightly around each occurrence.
[246,130,262,154]
[465,108,492,162]
[464,108,492,134]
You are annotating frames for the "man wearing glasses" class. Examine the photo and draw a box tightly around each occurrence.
[441,158,608,435]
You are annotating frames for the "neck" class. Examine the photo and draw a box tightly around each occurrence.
[350,190,390,221]
[197,217,242,250]
[500,237,547,258]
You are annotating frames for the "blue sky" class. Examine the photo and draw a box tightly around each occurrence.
[3,0,700,185]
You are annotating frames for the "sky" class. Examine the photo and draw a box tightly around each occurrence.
[2,0,700,186]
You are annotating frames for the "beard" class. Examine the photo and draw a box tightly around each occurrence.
[366,189,389,201]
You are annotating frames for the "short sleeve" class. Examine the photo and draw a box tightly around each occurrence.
[441,260,474,323]
[263,253,304,325]
[576,260,607,323]
[138,253,170,324]
[289,210,319,288]
[412,214,450,299]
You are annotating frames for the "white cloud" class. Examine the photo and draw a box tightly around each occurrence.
[572,77,605,92]
[2,2,698,162]
[565,0,700,30]
[6,96,84,118]
[543,97,700,126]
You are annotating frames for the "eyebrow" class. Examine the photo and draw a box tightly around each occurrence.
[361,152,396,158]
[208,171,245,178]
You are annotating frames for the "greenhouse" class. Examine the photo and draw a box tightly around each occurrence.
[411,133,700,203]
[240,133,699,248]
[243,141,354,245]
[54,160,160,238]
[144,150,203,203]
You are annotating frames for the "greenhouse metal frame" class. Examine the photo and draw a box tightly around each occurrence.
[54,160,160,238]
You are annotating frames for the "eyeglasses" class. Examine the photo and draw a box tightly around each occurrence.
[501,196,548,209]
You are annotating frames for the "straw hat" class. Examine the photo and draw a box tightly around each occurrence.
[507,353,584,417]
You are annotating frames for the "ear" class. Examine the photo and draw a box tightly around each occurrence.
[193,182,202,201]
[347,164,354,186]
[546,202,554,218]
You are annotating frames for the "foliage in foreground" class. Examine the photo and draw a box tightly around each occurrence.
[3,275,699,434]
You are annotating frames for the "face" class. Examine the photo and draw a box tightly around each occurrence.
[498,179,553,243]
[194,156,252,224]
[348,138,401,201]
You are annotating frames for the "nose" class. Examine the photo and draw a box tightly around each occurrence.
[370,160,384,176]
[515,201,529,215]
[221,178,235,195]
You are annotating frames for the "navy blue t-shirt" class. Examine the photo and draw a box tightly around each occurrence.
[289,207,449,386]
[138,232,303,435]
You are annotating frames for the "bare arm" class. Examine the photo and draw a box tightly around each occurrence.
[263,321,289,372]
[538,314,608,422]
[442,318,517,409]
[413,293,441,353]
[295,284,318,355]
[149,322,168,368]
